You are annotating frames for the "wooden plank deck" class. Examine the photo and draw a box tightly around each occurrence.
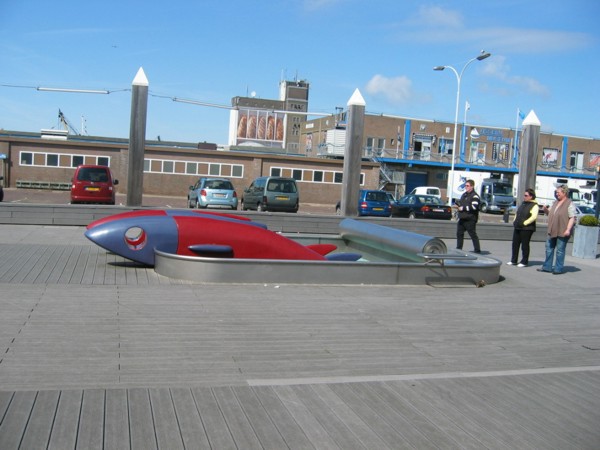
[1,225,600,448]
[1,373,599,449]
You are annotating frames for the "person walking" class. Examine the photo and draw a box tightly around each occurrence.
[507,188,538,267]
[456,179,481,253]
[537,184,576,275]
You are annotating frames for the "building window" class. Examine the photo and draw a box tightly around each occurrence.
[72,155,84,167]
[542,148,559,166]
[20,152,33,165]
[412,134,433,160]
[18,151,111,168]
[269,166,364,185]
[469,142,486,164]
[570,152,584,171]
[143,159,243,177]
[492,143,508,162]
[232,165,243,177]
[46,154,59,166]
[366,137,385,156]
[438,138,453,155]
[186,162,197,175]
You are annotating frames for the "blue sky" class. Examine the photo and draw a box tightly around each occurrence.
[1,0,598,144]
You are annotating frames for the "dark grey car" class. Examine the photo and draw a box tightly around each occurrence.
[241,176,299,212]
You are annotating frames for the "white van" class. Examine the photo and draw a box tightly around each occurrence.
[409,186,441,199]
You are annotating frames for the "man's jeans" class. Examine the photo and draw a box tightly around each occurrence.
[542,236,569,273]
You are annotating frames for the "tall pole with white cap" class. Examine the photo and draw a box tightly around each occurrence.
[340,89,366,216]
[517,110,541,204]
[127,67,149,206]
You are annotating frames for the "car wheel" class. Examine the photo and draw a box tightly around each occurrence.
[257,203,266,212]
[241,200,246,210]
[408,211,416,219]
[480,202,488,213]
[336,206,342,215]
[195,200,202,209]
[188,197,194,208]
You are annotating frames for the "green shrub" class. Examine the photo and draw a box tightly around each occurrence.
[579,214,599,226]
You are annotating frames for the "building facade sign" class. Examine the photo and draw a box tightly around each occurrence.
[478,127,511,143]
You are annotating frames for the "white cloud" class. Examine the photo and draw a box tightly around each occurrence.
[482,55,550,98]
[411,5,463,29]
[303,0,344,12]
[365,74,414,105]
[398,6,592,54]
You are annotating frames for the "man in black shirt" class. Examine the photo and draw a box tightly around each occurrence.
[456,179,481,253]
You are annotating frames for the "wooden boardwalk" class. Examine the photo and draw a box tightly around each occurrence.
[1,225,600,449]
[2,371,600,450]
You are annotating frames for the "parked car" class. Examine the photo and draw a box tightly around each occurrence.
[335,190,392,217]
[409,186,442,199]
[386,192,400,216]
[188,177,238,210]
[575,204,596,221]
[0,176,3,202]
[394,194,452,220]
[241,176,299,212]
[70,165,118,204]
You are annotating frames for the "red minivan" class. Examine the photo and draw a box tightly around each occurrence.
[70,165,118,204]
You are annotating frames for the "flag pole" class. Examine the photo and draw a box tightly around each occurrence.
[513,108,520,168]
[462,101,470,161]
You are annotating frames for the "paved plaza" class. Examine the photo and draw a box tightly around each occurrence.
[0,224,599,449]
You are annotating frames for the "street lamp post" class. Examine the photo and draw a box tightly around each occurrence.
[434,50,491,204]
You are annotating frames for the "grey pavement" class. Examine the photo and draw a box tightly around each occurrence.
[0,224,599,449]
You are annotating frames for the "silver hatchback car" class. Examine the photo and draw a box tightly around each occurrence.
[188,177,238,210]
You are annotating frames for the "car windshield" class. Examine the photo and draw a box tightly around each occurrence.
[578,206,595,214]
[494,183,513,195]
[205,180,233,190]
[77,168,109,182]
[366,192,388,202]
[267,180,296,193]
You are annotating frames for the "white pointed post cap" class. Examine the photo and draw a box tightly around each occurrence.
[132,67,149,87]
[347,88,366,107]
[522,110,541,127]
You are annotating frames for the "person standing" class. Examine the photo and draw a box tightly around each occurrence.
[537,184,576,274]
[456,179,481,253]
[507,188,538,267]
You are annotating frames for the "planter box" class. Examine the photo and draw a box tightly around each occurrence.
[572,225,599,259]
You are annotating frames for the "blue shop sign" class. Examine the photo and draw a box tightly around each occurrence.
[478,128,510,143]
